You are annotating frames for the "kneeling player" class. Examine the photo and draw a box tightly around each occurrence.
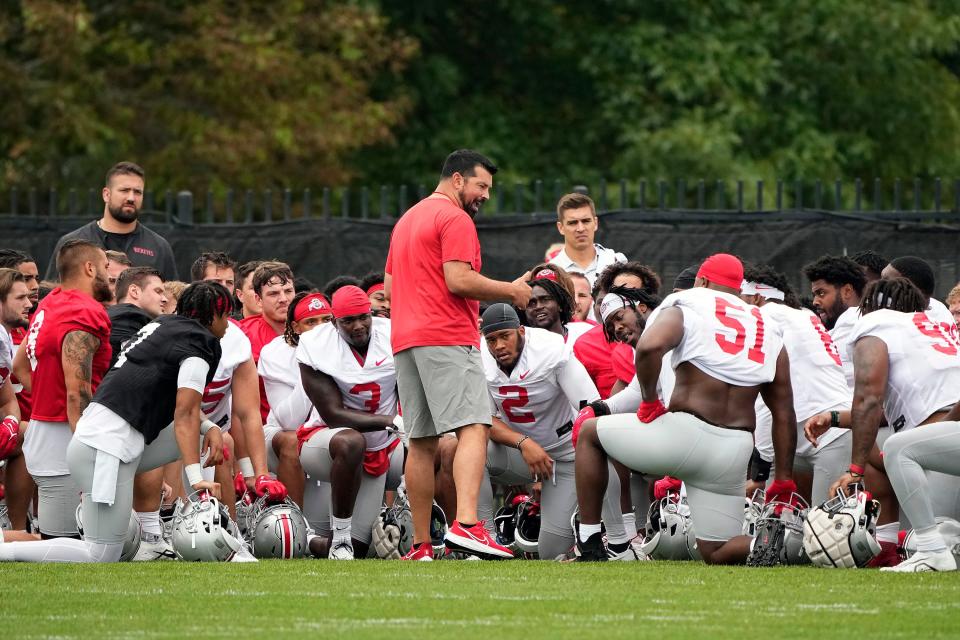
[0,282,231,562]
[297,286,402,560]
[574,254,799,564]
[477,304,632,559]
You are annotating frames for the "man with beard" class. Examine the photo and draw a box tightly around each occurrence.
[802,255,866,390]
[0,250,40,315]
[13,240,113,538]
[45,162,178,281]
[361,272,390,318]
[385,149,532,560]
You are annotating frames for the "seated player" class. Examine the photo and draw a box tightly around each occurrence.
[521,265,592,343]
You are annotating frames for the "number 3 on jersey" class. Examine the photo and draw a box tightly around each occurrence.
[350,382,381,413]
[714,298,765,364]
[499,385,535,423]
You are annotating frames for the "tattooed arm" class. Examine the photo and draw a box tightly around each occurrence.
[62,330,100,432]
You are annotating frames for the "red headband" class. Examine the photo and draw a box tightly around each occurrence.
[294,293,331,322]
[331,285,372,319]
[366,282,384,296]
[696,253,743,290]
[532,268,558,283]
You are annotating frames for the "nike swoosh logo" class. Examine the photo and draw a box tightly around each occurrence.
[519,370,530,380]
[375,358,387,366]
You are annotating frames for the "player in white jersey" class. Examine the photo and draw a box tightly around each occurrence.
[740,265,851,504]
[477,304,632,560]
[803,255,867,390]
[521,266,593,344]
[258,292,332,506]
[881,255,958,339]
[811,278,960,571]
[297,286,402,560]
[574,254,798,564]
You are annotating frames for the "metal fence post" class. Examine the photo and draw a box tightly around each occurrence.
[176,191,193,224]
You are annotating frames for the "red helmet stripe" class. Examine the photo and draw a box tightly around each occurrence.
[280,514,293,559]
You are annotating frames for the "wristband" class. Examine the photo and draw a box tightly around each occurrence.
[830,411,840,429]
[185,463,204,487]
[200,419,218,435]
[516,435,530,450]
[849,463,865,476]
[238,457,255,478]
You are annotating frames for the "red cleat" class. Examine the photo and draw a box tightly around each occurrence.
[401,542,434,561]
[444,520,514,559]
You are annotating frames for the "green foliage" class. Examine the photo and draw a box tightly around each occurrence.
[2,1,960,194]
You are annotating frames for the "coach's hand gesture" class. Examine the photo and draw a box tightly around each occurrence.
[511,271,533,308]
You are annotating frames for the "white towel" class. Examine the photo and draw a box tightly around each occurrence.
[91,448,121,505]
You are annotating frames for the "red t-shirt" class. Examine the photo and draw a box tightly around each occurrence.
[610,342,636,385]
[26,288,112,422]
[572,325,634,399]
[10,326,32,420]
[239,315,279,420]
[385,196,482,353]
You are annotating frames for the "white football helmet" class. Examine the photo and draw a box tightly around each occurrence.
[75,502,141,562]
[803,488,881,568]
[747,493,810,566]
[235,494,256,539]
[640,494,699,561]
[171,492,242,562]
[513,499,541,556]
[742,489,764,537]
[900,517,960,563]
[370,489,446,559]
[247,496,309,559]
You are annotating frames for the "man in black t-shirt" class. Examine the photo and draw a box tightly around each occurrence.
[45,162,178,281]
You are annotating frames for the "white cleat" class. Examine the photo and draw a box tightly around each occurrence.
[629,536,651,561]
[607,544,647,561]
[132,534,177,561]
[328,540,355,560]
[881,548,957,573]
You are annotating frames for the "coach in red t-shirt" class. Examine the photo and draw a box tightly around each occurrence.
[13,240,113,538]
[385,149,532,560]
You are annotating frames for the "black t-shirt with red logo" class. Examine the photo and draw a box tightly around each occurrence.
[45,220,178,281]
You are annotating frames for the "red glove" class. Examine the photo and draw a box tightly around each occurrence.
[0,483,5,501]
[636,400,667,424]
[572,406,595,448]
[0,415,19,460]
[255,475,288,502]
[233,472,248,499]
[653,476,682,500]
[765,478,799,514]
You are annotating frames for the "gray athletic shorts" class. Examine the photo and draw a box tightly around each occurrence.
[298,427,404,543]
[395,345,492,439]
[596,411,753,542]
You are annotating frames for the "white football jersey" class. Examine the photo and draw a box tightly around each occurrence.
[655,288,784,386]
[482,327,599,459]
[927,298,958,341]
[564,321,593,345]
[848,309,960,431]
[201,321,253,427]
[829,306,861,390]
[297,317,396,451]
[759,303,850,422]
[258,335,299,408]
[0,327,12,385]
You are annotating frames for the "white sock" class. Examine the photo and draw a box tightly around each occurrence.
[914,525,948,553]
[578,523,602,541]
[136,511,162,537]
[331,515,352,544]
[622,513,638,540]
[875,522,899,544]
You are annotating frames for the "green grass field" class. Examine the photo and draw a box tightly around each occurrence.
[3,560,959,639]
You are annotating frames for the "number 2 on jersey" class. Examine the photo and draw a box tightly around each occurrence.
[499,385,536,423]
[714,298,765,364]
[350,382,381,413]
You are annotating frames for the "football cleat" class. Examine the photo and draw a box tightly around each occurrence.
[575,532,608,562]
[444,520,514,559]
[881,548,957,573]
[401,541,434,561]
[328,539,355,560]
[132,533,176,561]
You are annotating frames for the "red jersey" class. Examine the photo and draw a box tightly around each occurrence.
[572,325,634,399]
[385,196,482,353]
[25,288,111,422]
[8,326,31,420]
[239,314,279,420]
[610,341,636,386]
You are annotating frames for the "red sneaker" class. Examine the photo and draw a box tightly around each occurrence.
[401,542,434,561]
[444,520,514,559]
[867,541,900,568]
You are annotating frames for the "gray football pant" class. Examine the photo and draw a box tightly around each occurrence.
[0,428,180,563]
[478,441,626,559]
[32,474,81,538]
[884,421,960,532]
[795,430,852,505]
[299,427,404,544]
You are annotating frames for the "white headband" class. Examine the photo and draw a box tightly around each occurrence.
[754,282,785,301]
[599,292,628,324]
[740,281,758,295]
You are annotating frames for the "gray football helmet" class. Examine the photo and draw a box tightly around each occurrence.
[640,494,699,561]
[0,501,11,531]
[247,495,309,559]
[746,492,810,567]
[370,488,446,559]
[513,499,541,556]
[171,492,242,562]
[74,502,141,562]
[803,487,881,568]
